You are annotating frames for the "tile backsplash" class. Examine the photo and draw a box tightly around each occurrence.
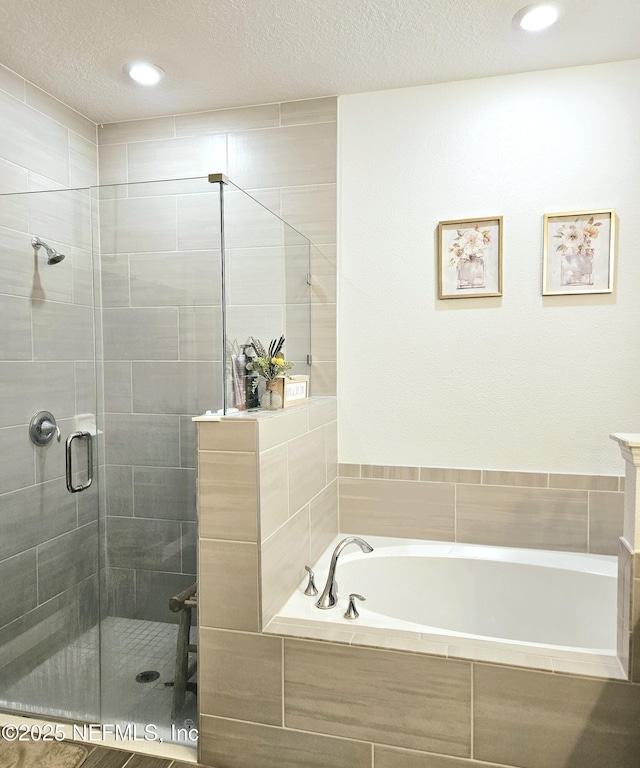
[340,464,624,555]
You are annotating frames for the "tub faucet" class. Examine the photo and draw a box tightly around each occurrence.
[315,536,374,610]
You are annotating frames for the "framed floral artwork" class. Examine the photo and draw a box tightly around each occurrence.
[438,217,503,299]
[543,209,616,295]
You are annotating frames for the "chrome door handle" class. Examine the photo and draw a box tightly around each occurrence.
[66,430,93,493]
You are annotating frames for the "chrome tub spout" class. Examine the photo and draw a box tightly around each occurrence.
[315,536,373,610]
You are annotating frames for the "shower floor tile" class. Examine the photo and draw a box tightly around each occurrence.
[0,617,197,746]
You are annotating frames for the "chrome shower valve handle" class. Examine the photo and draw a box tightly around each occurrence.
[303,565,318,596]
[28,410,61,446]
[344,593,365,620]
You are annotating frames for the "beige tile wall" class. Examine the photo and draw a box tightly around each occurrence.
[197,420,260,633]
[340,463,624,555]
[474,663,640,767]
[98,97,337,396]
[198,634,640,768]
[284,640,471,755]
[259,399,337,625]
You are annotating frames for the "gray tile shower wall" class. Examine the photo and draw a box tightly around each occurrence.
[339,464,625,555]
[0,63,99,681]
[96,178,221,624]
[97,96,338,397]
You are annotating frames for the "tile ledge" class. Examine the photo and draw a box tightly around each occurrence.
[192,411,222,422]
[193,396,336,423]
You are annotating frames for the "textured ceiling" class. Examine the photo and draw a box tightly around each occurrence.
[0,0,639,124]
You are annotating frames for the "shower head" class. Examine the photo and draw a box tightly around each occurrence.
[31,236,65,265]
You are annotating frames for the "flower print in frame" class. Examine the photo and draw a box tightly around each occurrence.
[543,209,616,295]
[438,216,503,299]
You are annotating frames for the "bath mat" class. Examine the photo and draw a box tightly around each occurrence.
[0,738,88,768]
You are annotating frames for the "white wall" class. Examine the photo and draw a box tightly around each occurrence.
[338,59,640,474]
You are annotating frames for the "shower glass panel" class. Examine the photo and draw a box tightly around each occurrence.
[97,176,222,742]
[0,186,101,722]
[221,179,312,412]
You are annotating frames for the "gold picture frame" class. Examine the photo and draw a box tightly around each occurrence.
[542,209,616,295]
[438,216,503,299]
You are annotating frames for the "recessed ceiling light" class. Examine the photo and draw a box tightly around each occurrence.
[125,62,165,85]
[515,3,561,31]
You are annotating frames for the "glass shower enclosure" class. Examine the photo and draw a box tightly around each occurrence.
[0,174,311,745]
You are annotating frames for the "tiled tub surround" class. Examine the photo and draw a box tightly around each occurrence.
[338,461,639,682]
[195,404,640,767]
[98,96,337,397]
[267,535,622,678]
[0,61,100,692]
[339,463,625,555]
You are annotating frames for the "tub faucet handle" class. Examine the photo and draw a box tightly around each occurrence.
[303,565,318,596]
[344,593,365,620]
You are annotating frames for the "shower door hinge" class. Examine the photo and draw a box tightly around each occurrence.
[306,273,312,286]
[208,173,229,185]
[306,354,313,366]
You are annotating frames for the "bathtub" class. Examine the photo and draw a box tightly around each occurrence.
[265,535,624,679]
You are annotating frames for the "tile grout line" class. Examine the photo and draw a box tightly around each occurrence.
[470,661,474,759]
[454,482,458,542]
[281,637,285,728]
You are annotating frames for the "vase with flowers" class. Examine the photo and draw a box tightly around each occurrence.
[554,216,600,287]
[246,336,294,410]
[448,224,491,289]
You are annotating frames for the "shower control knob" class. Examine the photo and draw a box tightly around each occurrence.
[29,410,61,446]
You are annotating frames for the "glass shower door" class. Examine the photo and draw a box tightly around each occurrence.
[96,176,222,744]
[0,187,101,721]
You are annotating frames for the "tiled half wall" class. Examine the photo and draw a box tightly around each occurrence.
[197,397,338,632]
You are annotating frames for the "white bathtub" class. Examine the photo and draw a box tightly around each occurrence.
[265,535,624,679]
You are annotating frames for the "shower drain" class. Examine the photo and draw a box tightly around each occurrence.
[135,670,161,683]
